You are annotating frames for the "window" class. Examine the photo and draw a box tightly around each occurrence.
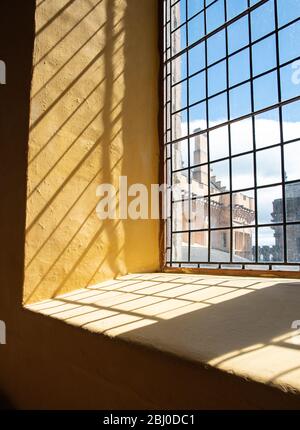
[163,0,300,270]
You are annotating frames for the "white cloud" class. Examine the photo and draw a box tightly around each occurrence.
[175,118,300,184]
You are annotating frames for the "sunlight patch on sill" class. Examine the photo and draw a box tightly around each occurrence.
[26,272,300,394]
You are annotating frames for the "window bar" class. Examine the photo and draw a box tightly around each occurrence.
[247,0,259,264]
[224,0,233,264]
[186,0,192,263]
[274,0,287,264]
[169,0,174,266]
[204,0,211,263]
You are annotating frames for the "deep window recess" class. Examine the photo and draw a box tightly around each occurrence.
[163,0,300,271]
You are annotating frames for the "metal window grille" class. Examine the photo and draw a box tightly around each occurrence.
[163,0,300,271]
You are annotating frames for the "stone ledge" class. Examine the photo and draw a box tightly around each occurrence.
[26,272,300,400]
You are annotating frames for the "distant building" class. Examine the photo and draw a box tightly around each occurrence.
[173,133,255,262]
[269,182,300,262]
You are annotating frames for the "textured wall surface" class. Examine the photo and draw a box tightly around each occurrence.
[24,0,160,303]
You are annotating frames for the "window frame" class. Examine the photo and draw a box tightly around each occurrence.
[160,0,300,279]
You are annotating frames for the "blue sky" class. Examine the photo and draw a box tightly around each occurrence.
[171,0,300,124]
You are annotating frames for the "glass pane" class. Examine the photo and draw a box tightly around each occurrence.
[172,80,187,111]
[171,0,186,30]
[172,139,189,170]
[286,182,300,222]
[233,227,256,262]
[166,158,171,186]
[251,0,275,42]
[231,118,253,155]
[280,63,300,101]
[166,130,171,144]
[257,185,283,225]
[172,53,187,84]
[188,43,205,75]
[190,231,208,262]
[256,146,282,186]
[166,74,171,104]
[165,247,171,263]
[258,226,284,262]
[229,48,250,87]
[210,159,230,194]
[189,72,206,104]
[252,35,277,76]
[207,29,226,65]
[172,25,187,55]
[209,125,229,161]
[284,141,300,181]
[254,108,281,149]
[232,153,254,190]
[166,217,172,248]
[191,165,209,196]
[206,0,225,34]
[190,197,209,230]
[172,109,188,139]
[210,193,230,228]
[188,12,205,45]
[190,132,208,166]
[173,170,189,201]
[253,71,278,111]
[208,92,228,127]
[208,60,227,96]
[282,100,300,142]
[172,233,189,262]
[287,224,300,262]
[230,82,252,120]
[277,0,300,27]
[232,190,255,226]
[173,200,188,232]
[210,229,230,262]
[226,0,248,20]
[279,21,300,64]
[188,0,204,18]
[189,101,207,132]
[228,16,249,54]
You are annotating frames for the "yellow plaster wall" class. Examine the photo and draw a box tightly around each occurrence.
[24,0,160,303]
